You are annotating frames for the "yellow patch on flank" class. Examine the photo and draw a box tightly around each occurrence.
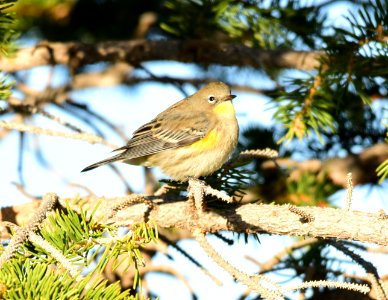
[188,101,235,152]
[189,129,220,151]
[213,101,235,117]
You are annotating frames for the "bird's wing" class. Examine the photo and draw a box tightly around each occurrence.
[113,111,210,158]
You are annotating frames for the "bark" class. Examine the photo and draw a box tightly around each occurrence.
[2,195,387,246]
[0,40,323,72]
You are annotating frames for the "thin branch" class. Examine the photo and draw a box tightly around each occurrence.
[29,232,80,278]
[140,265,196,299]
[38,108,83,133]
[79,73,277,96]
[67,183,96,197]
[72,62,133,90]
[159,234,222,286]
[328,241,380,278]
[63,99,128,141]
[194,230,284,299]
[261,143,388,187]
[283,280,370,295]
[17,131,26,186]
[246,238,319,273]
[107,194,152,219]
[0,120,117,148]
[0,221,19,231]
[345,172,353,210]
[367,273,388,300]
[287,204,315,223]
[56,102,109,139]
[0,193,58,268]
[328,240,387,299]
[12,182,41,201]
[227,148,279,169]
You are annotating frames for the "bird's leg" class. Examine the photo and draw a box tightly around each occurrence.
[187,177,235,213]
[187,177,206,213]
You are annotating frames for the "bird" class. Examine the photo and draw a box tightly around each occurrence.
[81,82,239,181]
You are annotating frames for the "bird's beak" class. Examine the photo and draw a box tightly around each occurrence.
[225,94,236,101]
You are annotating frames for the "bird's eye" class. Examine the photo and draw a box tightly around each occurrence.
[208,96,216,104]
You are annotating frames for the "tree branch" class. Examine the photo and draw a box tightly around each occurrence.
[0,193,58,268]
[261,143,388,187]
[0,40,323,72]
[2,194,388,246]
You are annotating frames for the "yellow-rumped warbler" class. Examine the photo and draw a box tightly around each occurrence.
[81,82,238,181]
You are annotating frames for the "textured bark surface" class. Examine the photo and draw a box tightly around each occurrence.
[2,195,387,246]
[0,40,323,72]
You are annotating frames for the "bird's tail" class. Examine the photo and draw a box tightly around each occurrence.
[81,153,123,172]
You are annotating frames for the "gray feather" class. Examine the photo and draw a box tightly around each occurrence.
[81,153,124,172]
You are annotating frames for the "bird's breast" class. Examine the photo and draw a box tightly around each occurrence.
[184,100,237,151]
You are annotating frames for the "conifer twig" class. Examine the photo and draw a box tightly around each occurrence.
[11,182,41,200]
[141,265,196,297]
[282,280,370,295]
[0,221,19,231]
[107,194,153,219]
[153,185,171,196]
[0,120,117,148]
[345,172,353,210]
[328,241,380,280]
[246,238,319,273]
[227,148,279,168]
[203,185,234,203]
[162,235,222,286]
[37,108,83,133]
[367,273,388,300]
[287,204,315,223]
[238,148,279,160]
[29,232,80,278]
[0,193,58,268]
[194,230,284,299]
[328,240,387,299]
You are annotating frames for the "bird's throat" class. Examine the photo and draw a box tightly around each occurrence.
[213,101,235,117]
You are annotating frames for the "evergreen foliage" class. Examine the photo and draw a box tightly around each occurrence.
[0,259,131,300]
[0,0,16,55]
[0,0,15,103]
[0,204,157,299]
